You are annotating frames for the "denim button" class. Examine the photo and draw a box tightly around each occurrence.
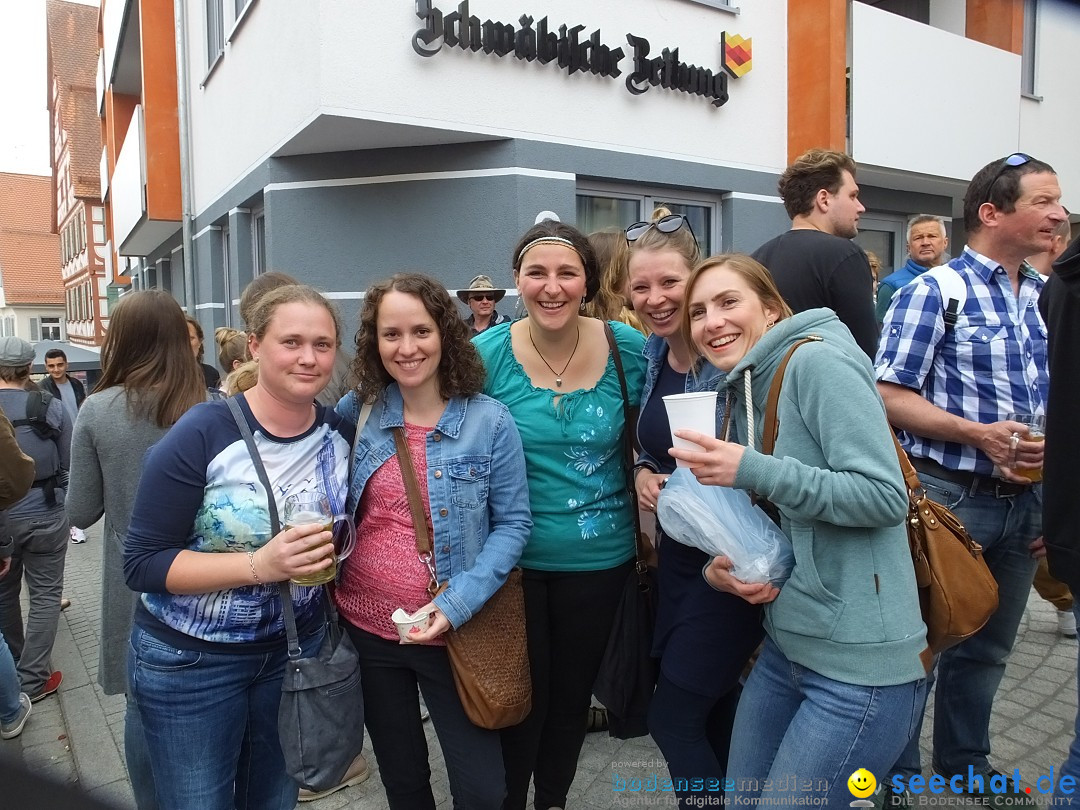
[439,508,448,517]
[433,433,441,442]
[434,470,442,478]
[442,545,450,553]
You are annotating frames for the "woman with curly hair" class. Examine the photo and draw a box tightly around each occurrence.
[335,272,532,809]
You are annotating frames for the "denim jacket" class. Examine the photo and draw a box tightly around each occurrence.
[336,385,532,629]
[636,334,729,472]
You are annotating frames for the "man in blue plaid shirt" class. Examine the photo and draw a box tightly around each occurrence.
[875,154,1066,792]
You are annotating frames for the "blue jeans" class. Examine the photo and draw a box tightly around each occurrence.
[906,473,1041,776]
[128,623,322,810]
[727,638,925,806]
[0,629,22,724]
[1056,602,1080,806]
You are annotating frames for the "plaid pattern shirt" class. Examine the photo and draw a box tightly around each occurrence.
[875,247,1049,476]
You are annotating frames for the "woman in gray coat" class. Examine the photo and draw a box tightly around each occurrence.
[67,290,206,809]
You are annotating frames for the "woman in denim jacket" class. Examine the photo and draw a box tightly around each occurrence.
[335,273,531,810]
[627,210,763,808]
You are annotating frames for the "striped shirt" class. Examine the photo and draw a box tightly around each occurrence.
[874,247,1049,476]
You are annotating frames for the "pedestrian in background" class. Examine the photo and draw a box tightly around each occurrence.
[67,290,206,808]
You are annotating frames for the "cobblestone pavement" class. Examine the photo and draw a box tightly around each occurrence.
[1,520,1075,808]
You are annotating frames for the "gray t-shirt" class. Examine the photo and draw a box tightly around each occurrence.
[55,379,79,426]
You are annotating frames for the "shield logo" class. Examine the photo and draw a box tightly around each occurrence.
[722,31,752,78]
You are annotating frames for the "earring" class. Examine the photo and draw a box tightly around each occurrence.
[579,298,587,314]
[766,320,775,330]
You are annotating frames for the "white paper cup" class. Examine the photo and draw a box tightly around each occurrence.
[391,608,432,642]
[662,391,718,467]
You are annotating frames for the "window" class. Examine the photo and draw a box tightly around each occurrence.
[576,188,718,256]
[1022,0,1038,97]
[234,0,249,16]
[40,317,62,341]
[206,0,225,70]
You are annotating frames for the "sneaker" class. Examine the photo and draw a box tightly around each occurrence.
[296,753,369,802]
[1059,609,1078,639]
[0,693,31,739]
[882,785,912,808]
[60,597,71,611]
[29,671,63,703]
[70,527,86,544]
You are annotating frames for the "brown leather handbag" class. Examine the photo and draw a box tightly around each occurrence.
[764,337,998,658]
[393,428,532,730]
[891,437,1000,653]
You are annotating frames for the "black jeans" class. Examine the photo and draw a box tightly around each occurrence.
[347,624,505,810]
[500,562,632,810]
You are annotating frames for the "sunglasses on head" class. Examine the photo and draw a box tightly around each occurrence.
[470,293,496,302]
[982,153,1034,206]
[625,213,695,244]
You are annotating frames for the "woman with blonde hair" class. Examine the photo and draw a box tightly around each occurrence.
[626,210,760,808]
[67,289,207,808]
[672,253,926,806]
[215,326,248,374]
[475,219,647,810]
[125,284,353,809]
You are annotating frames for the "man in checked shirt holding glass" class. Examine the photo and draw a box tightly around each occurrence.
[875,153,1067,795]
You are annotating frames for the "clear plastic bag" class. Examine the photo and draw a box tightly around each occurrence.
[656,468,794,585]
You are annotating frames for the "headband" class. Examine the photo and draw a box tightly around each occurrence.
[515,236,586,268]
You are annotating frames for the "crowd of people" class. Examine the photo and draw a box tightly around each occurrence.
[0,146,1076,810]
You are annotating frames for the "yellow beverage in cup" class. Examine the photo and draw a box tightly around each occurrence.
[287,511,336,586]
[1017,433,1045,483]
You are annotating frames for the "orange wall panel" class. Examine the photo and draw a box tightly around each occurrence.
[105,90,138,178]
[787,0,847,163]
[139,0,181,222]
[966,0,1024,55]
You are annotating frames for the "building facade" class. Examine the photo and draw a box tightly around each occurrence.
[0,173,65,343]
[97,0,1080,337]
[48,0,109,347]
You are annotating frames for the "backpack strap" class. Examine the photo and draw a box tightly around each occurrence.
[921,263,966,332]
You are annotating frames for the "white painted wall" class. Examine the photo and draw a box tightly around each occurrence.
[850,2,1021,182]
[1018,0,1080,210]
[185,0,788,212]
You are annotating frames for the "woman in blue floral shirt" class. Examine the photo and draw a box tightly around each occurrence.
[474,219,646,810]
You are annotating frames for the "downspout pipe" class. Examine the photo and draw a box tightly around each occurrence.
[174,0,196,312]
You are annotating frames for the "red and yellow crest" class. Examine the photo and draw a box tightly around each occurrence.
[722,31,752,78]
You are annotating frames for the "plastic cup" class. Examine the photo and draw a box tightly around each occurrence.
[662,391,718,467]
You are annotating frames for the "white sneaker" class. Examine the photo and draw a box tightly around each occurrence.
[70,527,86,544]
[1058,609,1077,639]
[296,754,369,802]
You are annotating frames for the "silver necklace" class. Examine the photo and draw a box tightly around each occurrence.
[528,325,581,388]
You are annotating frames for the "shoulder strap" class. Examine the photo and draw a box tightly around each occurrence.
[603,323,649,583]
[225,397,303,658]
[761,336,821,456]
[393,427,434,561]
[349,398,374,471]
[922,263,966,331]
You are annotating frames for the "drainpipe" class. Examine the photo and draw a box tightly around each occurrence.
[174,0,196,312]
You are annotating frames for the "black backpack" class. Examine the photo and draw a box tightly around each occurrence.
[11,391,61,441]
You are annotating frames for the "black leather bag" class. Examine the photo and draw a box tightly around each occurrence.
[226,397,365,791]
[592,324,658,739]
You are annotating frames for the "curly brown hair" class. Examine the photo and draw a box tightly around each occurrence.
[352,273,486,401]
[778,148,857,219]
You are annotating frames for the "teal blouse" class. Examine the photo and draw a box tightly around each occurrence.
[474,321,647,571]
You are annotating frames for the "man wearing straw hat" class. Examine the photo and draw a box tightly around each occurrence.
[457,274,510,336]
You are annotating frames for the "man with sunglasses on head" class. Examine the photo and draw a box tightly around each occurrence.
[751,148,878,357]
[875,154,1065,800]
[457,274,510,336]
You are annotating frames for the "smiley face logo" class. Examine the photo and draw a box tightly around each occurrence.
[848,768,876,798]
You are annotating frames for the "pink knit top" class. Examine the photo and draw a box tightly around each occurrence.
[336,423,445,645]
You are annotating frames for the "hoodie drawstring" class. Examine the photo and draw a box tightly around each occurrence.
[743,369,755,451]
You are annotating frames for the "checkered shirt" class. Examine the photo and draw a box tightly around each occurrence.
[875,247,1049,476]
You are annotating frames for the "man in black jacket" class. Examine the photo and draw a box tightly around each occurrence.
[1039,230,1080,803]
[40,349,86,543]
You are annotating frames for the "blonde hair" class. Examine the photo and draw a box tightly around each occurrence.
[247,284,341,346]
[215,327,248,371]
[681,253,793,357]
[628,206,701,271]
[222,359,259,396]
[584,229,632,321]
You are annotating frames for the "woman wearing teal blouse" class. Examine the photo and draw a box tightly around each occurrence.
[474,218,646,810]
